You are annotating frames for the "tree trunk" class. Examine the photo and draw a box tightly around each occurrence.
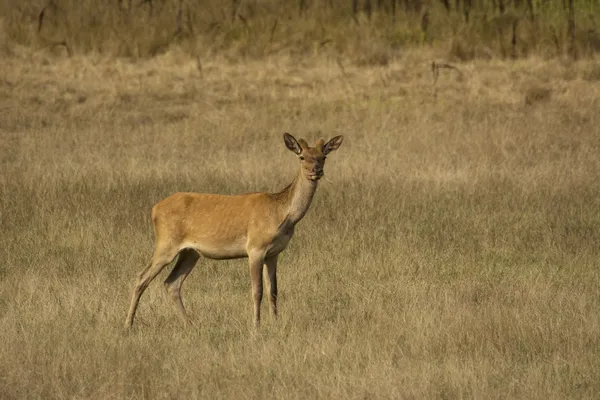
[463,0,471,23]
[364,0,372,19]
[526,0,534,21]
[299,0,306,16]
[567,0,576,57]
[440,0,450,12]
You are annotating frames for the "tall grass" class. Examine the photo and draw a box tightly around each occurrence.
[1,40,600,397]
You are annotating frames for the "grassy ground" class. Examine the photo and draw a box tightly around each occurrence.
[2,31,600,399]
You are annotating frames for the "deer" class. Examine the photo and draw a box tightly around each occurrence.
[124,133,344,329]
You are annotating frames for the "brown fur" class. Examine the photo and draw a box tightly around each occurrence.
[124,133,343,328]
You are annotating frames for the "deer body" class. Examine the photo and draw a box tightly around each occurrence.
[125,133,343,328]
[153,174,315,261]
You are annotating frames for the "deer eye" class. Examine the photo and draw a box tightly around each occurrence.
[299,156,305,161]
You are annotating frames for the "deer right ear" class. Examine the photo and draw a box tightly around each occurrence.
[283,132,302,155]
[323,135,344,155]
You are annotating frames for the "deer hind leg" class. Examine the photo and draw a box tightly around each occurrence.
[164,248,200,327]
[124,245,179,329]
[264,255,278,319]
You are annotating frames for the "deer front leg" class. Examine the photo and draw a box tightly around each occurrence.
[248,253,264,328]
[264,255,278,319]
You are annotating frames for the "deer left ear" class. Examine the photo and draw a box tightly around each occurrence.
[323,135,344,155]
[283,132,303,155]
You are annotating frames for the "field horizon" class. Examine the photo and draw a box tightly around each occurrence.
[1,17,600,399]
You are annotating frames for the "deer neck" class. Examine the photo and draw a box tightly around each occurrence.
[280,171,318,228]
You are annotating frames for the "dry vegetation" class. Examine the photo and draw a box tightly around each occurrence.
[2,3,600,398]
[3,0,600,61]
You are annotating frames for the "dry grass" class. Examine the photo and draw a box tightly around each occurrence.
[2,36,600,399]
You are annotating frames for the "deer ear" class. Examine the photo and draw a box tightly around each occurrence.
[316,138,326,152]
[283,132,303,154]
[323,135,343,155]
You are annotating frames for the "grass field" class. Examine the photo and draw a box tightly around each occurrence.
[2,28,600,399]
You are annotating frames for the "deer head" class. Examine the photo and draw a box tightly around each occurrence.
[283,132,344,181]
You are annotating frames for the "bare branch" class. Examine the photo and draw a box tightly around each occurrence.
[431,61,463,87]
[196,54,203,78]
[38,1,72,57]
[238,14,249,30]
[319,39,332,49]
[269,19,278,44]
[231,0,241,23]
[175,0,184,36]
[38,0,58,33]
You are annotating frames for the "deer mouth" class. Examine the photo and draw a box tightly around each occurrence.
[308,174,322,181]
